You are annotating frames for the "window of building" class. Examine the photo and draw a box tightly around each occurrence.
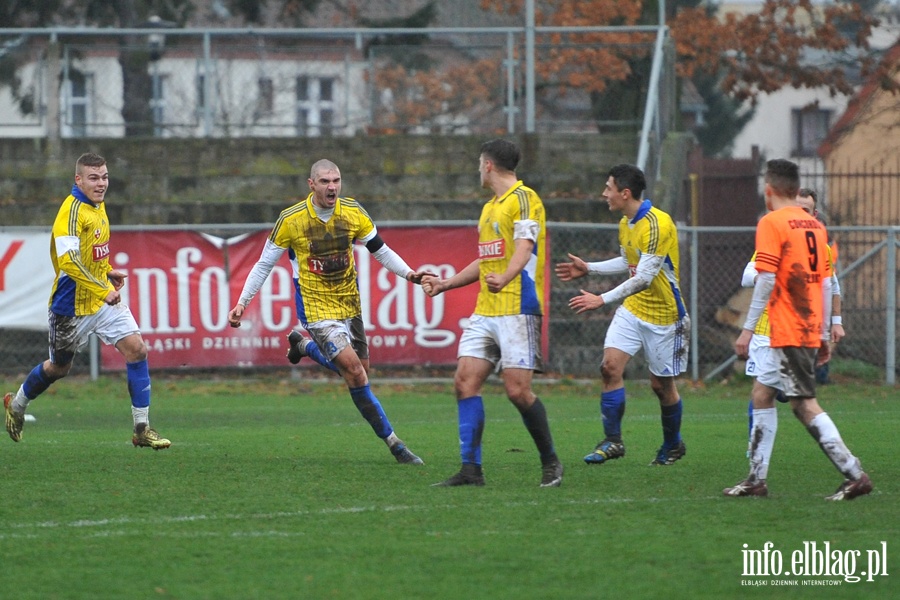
[296,76,336,137]
[63,71,92,138]
[196,73,206,111]
[257,77,274,116]
[792,107,832,157]
[150,72,168,136]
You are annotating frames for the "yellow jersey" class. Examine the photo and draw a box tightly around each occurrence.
[48,187,114,317]
[474,181,546,317]
[619,201,685,326]
[272,193,374,324]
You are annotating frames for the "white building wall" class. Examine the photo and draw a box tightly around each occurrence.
[730,86,850,170]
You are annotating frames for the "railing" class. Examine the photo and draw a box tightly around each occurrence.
[1,223,896,385]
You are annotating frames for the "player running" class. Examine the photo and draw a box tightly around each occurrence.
[4,152,169,449]
[228,159,429,465]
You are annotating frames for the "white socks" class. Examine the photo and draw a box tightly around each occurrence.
[132,406,149,428]
[807,412,864,480]
[749,408,777,481]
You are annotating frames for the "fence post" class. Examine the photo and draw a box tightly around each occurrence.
[89,334,99,381]
[886,228,897,386]
[690,226,699,381]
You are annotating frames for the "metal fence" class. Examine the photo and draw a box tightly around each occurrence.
[1,223,896,384]
[0,26,673,142]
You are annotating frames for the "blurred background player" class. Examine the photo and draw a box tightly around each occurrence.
[796,187,844,384]
[422,139,563,488]
[4,152,169,449]
[556,164,689,467]
[726,159,870,500]
[228,159,429,465]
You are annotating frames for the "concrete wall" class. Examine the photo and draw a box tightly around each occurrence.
[0,133,639,226]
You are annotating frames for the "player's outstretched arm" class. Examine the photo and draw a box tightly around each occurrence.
[555,253,588,281]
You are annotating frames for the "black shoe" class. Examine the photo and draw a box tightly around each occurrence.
[433,463,485,487]
[540,459,564,487]
[286,330,310,365]
[649,440,686,465]
[390,442,424,465]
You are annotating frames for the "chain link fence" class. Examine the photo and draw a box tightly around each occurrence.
[2,224,897,384]
[0,27,672,141]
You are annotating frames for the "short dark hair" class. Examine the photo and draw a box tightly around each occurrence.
[798,187,818,207]
[76,152,106,174]
[765,159,800,198]
[608,164,646,200]
[480,139,520,172]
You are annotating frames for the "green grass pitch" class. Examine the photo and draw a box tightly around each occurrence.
[0,374,896,599]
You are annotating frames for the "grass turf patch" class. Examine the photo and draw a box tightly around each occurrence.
[0,375,896,599]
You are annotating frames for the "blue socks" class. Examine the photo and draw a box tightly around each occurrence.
[126,360,151,408]
[661,399,683,449]
[458,396,485,465]
[350,385,393,438]
[601,388,626,441]
[22,363,54,400]
[306,341,339,373]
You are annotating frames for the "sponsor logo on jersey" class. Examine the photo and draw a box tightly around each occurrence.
[478,239,505,259]
[308,251,350,274]
[94,228,102,239]
[92,242,110,260]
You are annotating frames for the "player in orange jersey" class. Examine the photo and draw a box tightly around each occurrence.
[725,159,871,501]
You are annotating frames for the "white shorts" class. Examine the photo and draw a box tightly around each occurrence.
[49,303,140,363]
[457,314,543,372]
[305,316,368,361]
[604,305,689,377]
[745,334,782,389]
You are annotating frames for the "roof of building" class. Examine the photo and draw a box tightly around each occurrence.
[818,41,900,157]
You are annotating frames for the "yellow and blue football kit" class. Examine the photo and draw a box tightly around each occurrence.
[49,185,114,317]
[473,181,545,317]
[619,200,685,326]
[273,193,375,325]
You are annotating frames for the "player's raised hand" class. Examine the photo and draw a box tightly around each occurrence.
[555,253,588,281]
[228,304,245,328]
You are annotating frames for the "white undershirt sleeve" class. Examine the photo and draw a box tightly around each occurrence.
[372,243,413,279]
[742,271,775,331]
[821,275,833,340]
[238,239,286,307]
[741,261,758,288]
[600,254,663,305]
[586,256,629,275]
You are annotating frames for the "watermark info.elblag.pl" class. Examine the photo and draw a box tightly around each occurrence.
[741,541,888,586]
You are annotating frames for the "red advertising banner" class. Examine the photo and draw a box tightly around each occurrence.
[100,225,523,370]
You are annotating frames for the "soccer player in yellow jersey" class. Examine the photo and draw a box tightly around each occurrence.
[422,139,563,488]
[228,159,429,465]
[725,159,870,500]
[556,164,688,466]
[4,153,170,449]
